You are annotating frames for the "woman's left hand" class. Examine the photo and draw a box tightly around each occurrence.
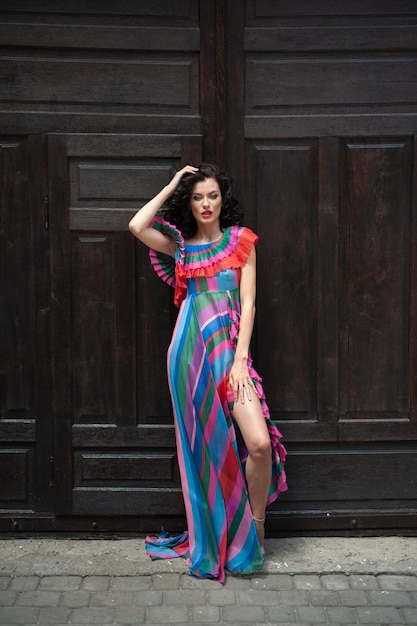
[229,357,257,404]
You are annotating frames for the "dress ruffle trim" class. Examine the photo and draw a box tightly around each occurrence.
[148,216,185,288]
[149,217,258,307]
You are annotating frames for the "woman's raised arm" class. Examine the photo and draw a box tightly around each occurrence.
[129,165,197,256]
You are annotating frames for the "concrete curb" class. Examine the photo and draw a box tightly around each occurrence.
[1,536,416,578]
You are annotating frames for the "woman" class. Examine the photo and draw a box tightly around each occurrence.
[129,163,287,582]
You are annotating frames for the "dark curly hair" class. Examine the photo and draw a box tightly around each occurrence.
[162,163,243,239]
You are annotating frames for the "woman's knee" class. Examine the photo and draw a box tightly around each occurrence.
[248,435,271,459]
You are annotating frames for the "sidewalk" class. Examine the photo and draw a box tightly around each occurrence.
[1,536,417,625]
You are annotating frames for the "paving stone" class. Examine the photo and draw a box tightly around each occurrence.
[38,607,72,623]
[10,576,40,591]
[182,575,219,589]
[0,576,10,590]
[222,604,266,623]
[61,590,91,608]
[326,606,358,624]
[296,605,327,624]
[113,606,146,624]
[81,575,110,591]
[91,590,135,607]
[145,605,190,623]
[112,575,152,590]
[378,575,417,591]
[279,589,309,605]
[224,575,251,590]
[39,575,82,590]
[0,589,18,605]
[368,589,412,607]
[207,588,237,606]
[402,606,417,624]
[293,575,322,590]
[321,574,351,590]
[0,607,40,624]
[349,575,379,590]
[356,606,403,624]
[338,589,368,606]
[251,574,293,590]
[70,607,115,624]
[309,589,340,606]
[267,604,297,623]
[236,589,279,605]
[151,573,181,589]
[135,590,163,606]
[17,590,61,607]
[191,604,221,622]
[164,588,206,605]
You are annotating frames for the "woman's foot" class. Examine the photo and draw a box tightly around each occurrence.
[253,516,265,556]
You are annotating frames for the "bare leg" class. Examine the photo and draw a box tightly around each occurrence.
[232,394,272,551]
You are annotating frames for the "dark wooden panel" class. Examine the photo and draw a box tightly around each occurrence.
[72,425,176,448]
[2,0,198,19]
[75,452,177,483]
[245,115,417,140]
[248,141,318,422]
[0,420,36,442]
[340,139,411,419]
[273,444,417,507]
[67,135,201,230]
[71,232,136,425]
[0,133,52,513]
[0,25,199,50]
[50,132,202,515]
[1,53,198,112]
[246,55,417,111]
[73,488,184,515]
[0,449,34,506]
[316,138,339,420]
[248,0,417,18]
[245,26,417,52]
[0,4,201,136]
[0,138,33,419]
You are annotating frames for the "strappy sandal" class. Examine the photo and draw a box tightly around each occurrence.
[253,515,266,557]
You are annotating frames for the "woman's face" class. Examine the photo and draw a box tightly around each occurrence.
[189,177,222,228]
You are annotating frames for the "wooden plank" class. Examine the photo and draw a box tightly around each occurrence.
[246,55,417,110]
[0,54,198,111]
[0,113,201,136]
[0,24,199,50]
[75,452,177,483]
[245,114,417,139]
[272,445,417,503]
[339,139,411,419]
[48,134,73,515]
[252,140,318,421]
[1,0,198,18]
[248,0,417,18]
[316,138,339,420]
[0,449,34,506]
[245,26,417,52]
[72,425,176,448]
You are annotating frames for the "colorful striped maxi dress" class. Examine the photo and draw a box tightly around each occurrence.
[145,217,287,583]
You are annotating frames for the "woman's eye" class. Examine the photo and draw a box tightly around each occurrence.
[193,195,202,201]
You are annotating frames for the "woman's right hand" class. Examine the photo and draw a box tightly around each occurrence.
[168,164,199,191]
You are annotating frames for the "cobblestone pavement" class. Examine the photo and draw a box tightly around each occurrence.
[1,571,417,625]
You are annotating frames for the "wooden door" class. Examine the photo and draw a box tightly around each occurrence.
[49,134,201,526]
[0,134,53,520]
[225,0,417,531]
[1,0,417,533]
